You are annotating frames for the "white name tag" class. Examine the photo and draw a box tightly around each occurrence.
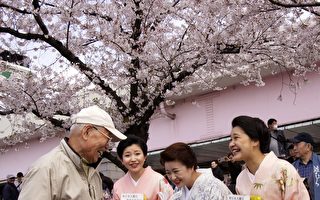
[121,193,144,200]
[227,195,250,200]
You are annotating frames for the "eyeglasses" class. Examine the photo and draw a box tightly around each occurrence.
[92,126,112,142]
[92,126,115,150]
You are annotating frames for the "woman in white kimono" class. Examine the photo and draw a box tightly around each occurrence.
[160,142,231,200]
[229,115,310,200]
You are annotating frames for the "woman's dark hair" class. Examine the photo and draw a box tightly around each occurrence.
[116,135,148,159]
[232,115,270,153]
[160,142,197,170]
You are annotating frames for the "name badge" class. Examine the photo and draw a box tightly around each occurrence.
[227,195,250,200]
[121,193,145,200]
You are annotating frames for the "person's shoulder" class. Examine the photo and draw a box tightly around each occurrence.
[198,172,221,184]
[275,129,285,135]
[291,159,299,166]
[277,158,296,168]
[113,172,129,186]
[144,166,165,179]
[27,145,71,175]
[2,183,10,189]
[273,158,302,176]
[234,167,247,182]
[313,152,320,158]
[34,146,64,165]
[196,173,231,195]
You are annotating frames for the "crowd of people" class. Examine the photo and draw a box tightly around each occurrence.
[2,105,319,200]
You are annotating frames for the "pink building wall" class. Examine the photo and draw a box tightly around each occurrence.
[1,72,319,179]
[148,72,320,150]
[0,137,60,179]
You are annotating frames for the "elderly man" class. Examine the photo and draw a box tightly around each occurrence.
[290,132,320,200]
[18,105,126,200]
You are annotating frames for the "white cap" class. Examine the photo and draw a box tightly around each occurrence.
[7,174,15,179]
[71,105,126,141]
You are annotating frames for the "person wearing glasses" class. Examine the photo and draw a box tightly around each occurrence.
[160,142,231,200]
[229,116,309,200]
[18,105,127,200]
[113,135,173,200]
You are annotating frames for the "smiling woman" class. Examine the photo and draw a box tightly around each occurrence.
[229,116,310,200]
[160,142,231,200]
[113,135,173,200]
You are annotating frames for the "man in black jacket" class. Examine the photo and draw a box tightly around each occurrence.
[2,175,19,200]
[219,153,243,194]
[268,118,288,158]
[211,160,224,181]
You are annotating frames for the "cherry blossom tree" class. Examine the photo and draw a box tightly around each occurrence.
[0,0,320,157]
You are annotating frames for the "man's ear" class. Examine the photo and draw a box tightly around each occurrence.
[81,125,91,141]
[306,143,313,151]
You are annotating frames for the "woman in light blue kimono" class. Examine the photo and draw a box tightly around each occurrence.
[160,142,232,200]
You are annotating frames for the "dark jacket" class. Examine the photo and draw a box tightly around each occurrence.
[211,166,224,181]
[2,182,19,200]
[270,129,288,157]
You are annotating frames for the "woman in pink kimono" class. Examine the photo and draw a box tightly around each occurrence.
[113,135,173,200]
[229,115,310,200]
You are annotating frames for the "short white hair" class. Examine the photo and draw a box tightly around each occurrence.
[70,123,86,135]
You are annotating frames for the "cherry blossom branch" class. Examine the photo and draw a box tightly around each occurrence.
[139,56,208,125]
[66,0,75,49]
[268,0,320,16]
[32,0,49,35]
[0,27,128,116]
[269,0,320,8]
[0,3,32,14]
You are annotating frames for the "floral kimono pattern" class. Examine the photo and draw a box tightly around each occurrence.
[236,151,310,200]
[170,173,231,200]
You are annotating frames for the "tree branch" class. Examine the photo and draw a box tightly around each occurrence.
[0,3,32,14]
[66,0,75,49]
[139,56,208,125]
[0,27,128,116]
[0,109,14,115]
[83,10,113,22]
[32,0,49,35]
[269,0,320,8]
